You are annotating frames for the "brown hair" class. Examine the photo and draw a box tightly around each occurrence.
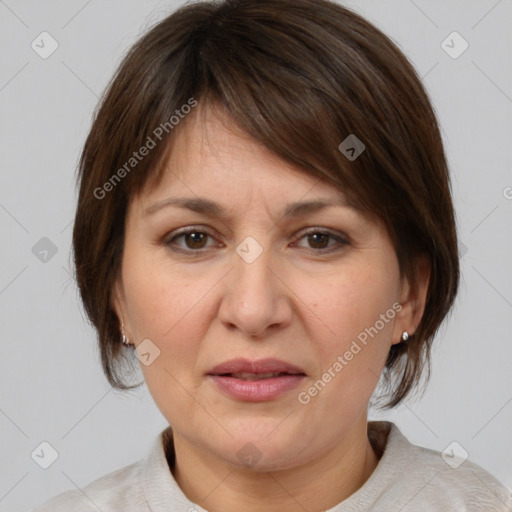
[72,0,459,408]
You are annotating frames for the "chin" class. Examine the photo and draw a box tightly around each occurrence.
[207,424,312,471]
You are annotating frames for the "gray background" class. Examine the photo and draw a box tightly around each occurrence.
[0,1,511,510]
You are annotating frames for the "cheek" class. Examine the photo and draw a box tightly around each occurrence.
[291,262,400,414]
[121,254,212,368]
[122,264,212,419]
[293,262,399,355]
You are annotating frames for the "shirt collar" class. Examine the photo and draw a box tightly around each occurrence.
[142,425,209,511]
[142,421,402,511]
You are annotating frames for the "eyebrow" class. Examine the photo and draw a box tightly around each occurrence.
[143,196,355,220]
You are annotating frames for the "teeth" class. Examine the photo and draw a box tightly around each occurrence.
[230,372,284,380]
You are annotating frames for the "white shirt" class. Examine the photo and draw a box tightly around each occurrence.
[31,421,512,511]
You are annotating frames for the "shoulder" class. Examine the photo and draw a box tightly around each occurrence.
[382,423,512,511]
[411,444,511,509]
[30,458,146,512]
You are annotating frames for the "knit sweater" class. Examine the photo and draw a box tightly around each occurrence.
[31,421,512,511]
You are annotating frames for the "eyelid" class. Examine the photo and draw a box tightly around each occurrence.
[298,226,350,244]
[163,224,350,255]
[165,224,349,238]
[164,225,217,242]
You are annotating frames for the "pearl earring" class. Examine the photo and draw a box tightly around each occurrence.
[121,323,130,345]
[401,331,409,342]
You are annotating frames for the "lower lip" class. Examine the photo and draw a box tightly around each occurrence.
[208,374,306,402]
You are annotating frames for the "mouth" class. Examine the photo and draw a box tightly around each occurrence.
[206,358,306,402]
[217,371,304,380]
[207,357,306,377]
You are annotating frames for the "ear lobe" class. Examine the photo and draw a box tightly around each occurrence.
[392,255,431,344]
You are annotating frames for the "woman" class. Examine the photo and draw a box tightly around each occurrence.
[33,0,511,510]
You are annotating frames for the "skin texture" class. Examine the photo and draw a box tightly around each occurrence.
[113,105,430,512]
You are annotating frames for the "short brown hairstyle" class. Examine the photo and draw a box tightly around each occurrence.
[72,0,459,409]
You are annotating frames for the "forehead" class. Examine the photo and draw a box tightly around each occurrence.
[135,104,355,216]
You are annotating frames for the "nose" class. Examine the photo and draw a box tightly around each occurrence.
[217,241,293,338]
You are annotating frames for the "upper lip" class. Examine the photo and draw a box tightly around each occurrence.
[207,358,306,376]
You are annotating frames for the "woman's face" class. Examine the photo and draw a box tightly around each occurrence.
[114,106,419,471]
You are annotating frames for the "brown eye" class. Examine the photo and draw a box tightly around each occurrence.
[164,227,216,254]
[164,226,349,256]
[180,231,208,249]
[306,232,330,249]
[294,229,349,254]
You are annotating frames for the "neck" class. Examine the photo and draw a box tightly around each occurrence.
[171,414,379,512]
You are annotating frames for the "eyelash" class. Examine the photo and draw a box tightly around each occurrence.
[163,226,349,256]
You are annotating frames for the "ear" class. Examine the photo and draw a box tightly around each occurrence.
[391,255,430,345]
[111,278,131,337]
